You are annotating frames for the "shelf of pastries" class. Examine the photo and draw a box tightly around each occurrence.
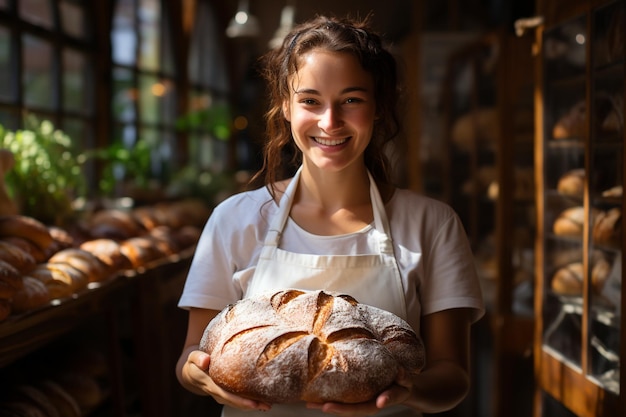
[0,199,209,368]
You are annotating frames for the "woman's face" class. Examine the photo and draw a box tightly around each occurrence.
[283,49,376,173]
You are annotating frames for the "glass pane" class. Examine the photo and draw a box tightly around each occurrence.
[60,0,84,38]
[160,10,175,76]
[23,35,54,109]
[19,0,54,29]
[138,0,160,71]
[188,1,229,91]
[140,126,164,179]
[139,73,158,124]
[112,66,136,123]
[63,48,88,113]
[0,110,19,131]
[159,78,176,127]
[588,1,623,395]
[542,15,587,369]
[0,26,13,101]
[112,0,136,65]
[63,117,90,149]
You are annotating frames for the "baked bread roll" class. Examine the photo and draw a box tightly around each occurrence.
[12,276,51,313]
[79,239,133,272]
[0,215,54,254]
[0,259,22,293]
[552,100,586,139]
[119,236,164,268]
[551,262,583,295]
[88,209,145,240]
[1,237,47,263]
[593,208,621,245]
[201,289,425,404]
[557,169,585,197]
[47,248,110,283]
[28,263,87,299]
[553,206,586,237]
[0,241,36,273]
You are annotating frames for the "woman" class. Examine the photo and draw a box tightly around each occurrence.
[176,15,484,417]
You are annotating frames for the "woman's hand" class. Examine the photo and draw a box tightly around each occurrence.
[176,308,273,412]
[305,375,412,416]
[181,348,272,412]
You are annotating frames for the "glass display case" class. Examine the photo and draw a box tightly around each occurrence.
[534,0,625,415]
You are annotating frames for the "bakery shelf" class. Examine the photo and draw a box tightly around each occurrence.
[0,275,129,369]
[533,0,625,415]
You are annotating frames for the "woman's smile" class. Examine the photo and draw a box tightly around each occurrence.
[311,136,351,146]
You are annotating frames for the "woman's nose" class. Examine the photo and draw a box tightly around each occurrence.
[319,105,343,131]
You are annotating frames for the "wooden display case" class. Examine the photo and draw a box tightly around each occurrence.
[440,30,537,417]
[533,0,625,415]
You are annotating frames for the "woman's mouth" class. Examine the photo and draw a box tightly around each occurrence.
[312,136,350,146]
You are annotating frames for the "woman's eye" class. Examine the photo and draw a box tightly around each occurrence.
[345,97,363,104]
[301,99,317,105]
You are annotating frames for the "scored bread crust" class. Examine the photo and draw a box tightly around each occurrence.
[200,289,425,404]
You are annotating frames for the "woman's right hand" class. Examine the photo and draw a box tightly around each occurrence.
[180,347,273,412]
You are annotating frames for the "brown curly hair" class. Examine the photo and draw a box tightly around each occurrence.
[251,15,400,197]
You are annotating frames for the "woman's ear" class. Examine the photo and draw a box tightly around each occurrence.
[282,101,291,122]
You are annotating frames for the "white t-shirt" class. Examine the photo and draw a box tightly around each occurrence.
[178,185,485,334]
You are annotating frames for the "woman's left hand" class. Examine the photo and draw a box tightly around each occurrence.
[305,371,413,416]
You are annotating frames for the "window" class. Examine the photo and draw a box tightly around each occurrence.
[185,0,231,175]
[0,0,94,140]
[111,0,178,193]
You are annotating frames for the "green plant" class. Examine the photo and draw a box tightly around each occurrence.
[84,138,153,197]
[0,115,87,225]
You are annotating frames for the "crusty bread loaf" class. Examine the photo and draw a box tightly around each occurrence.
[201,289,425,404]
[0,259,22,293]
[47,248,110,283]
[556,169,585,198]
[0,215,54,254]
[593,208,621,245]
[12,276,50,313]
[551,262,584,295]
[79,239,133,272]
[552,100,586,139]
[553,206,586,237]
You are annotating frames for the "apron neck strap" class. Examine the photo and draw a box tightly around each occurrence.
[266,166,393,251]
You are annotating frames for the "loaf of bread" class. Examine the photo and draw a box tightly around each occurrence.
[11,276,51,313]
[593,208,621,245]
[0,215,54,254]
[553,206,586,237]
[557,169,585,197]
[201,289,425,404]
[47,248,110,283]
[79,239,133,272]
[0,240,37,274]
[551,262,584,295]
[552,100,586,139]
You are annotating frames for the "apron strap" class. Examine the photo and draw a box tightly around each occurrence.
[263,166,394,255]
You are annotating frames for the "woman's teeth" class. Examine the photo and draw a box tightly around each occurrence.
[313,137,348,146]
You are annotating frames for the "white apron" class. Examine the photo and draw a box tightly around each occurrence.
[223,167,418,417]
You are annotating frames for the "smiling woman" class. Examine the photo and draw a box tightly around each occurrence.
[176,14,484,417]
